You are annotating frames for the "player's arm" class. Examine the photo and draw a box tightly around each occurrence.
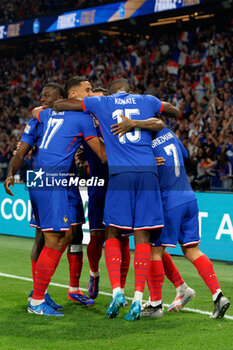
[178,139,189,159]
[4,142,32,196]
[86,137,107,163]
[53,98,83,111]
[160,102,181,119]
[31,106,48,119]
[111,115,164,137]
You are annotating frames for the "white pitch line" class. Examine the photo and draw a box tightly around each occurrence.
[1,272,232,320]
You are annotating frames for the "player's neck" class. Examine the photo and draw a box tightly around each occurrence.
[116,89,127,94]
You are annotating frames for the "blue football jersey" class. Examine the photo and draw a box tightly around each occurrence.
[82,125,108,179]
[21,118,43,167]
[82,93,163,175]
[151,127,196,209]
[37,109,98,172]
[21,118,43,148]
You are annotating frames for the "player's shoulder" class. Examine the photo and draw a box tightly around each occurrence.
[40,108,52,116]
[27,117,40,127]
[84,95,106,103]
[23,118,40,135]
[156,127,174,138]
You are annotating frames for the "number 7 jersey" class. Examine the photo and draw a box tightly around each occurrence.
[152,127,196,209]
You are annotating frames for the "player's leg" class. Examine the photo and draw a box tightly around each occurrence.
[29,210,62,310]
[31,227,44,283]
[67,224,94,305]
[103,173,134,318]
[162,250,185,291]
[124,229,151,321]
[182,244,230,318]
[163,249,195,312]
[86,188,106,299]
[28,229,72,316]
[120,235,131,296]
[180,200,230,318]
[125,172,164,321]
[141,244,165,318]
[105,226,126,318]
[87,229,105,299]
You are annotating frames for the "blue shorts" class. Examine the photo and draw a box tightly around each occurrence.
[68,185,85,226]
[29,185,85,229]
[88,186,107,231]
[103,172,164,231]
[30,210,39,228]
[153,200,200,247]
[29,188,72,232]
[30,208,40,228]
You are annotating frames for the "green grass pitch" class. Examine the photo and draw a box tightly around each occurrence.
[0,235,232,350]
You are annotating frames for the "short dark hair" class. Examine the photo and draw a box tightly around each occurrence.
[64,76,89,98]
[109,79,130,94]
[92,87,109,95]
[44,83,65,98]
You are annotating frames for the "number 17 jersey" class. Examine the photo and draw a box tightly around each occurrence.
[152,127,196,210]
[37,109,97,172]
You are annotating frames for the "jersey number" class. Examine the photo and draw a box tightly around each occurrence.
[112,109,141,144]
[164,144,180,177]
[39,118,64,149]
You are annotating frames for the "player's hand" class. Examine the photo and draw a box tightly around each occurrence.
[4,176,15,196]
[13,141,21,156]
[111,114,135,137]
[32,106,47,119]
[53,99,63,111]
[155,157,165,166]
[76,146,86,166]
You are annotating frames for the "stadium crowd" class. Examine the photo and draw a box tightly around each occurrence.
[0,23,232,190]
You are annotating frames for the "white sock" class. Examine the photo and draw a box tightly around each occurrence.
[69,287,79,292]
[176,282,188,295]
[121,288,125,295]
[132,291,143,305]
[90,270,100,277]
[113,287,121,298]
[213,289,222,302]
[151,300,162,307]
[70,244,82,253]
[30,298,44,306]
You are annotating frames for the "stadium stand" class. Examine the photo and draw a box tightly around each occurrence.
[0,19,232,190]
[0,0,118,24]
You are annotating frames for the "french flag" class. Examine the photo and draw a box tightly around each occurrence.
[130,51,142,67]
[167,61,179,76]
[177,40,189,53]
[121,57,131,72]
[215,37,224,52]
[180,31,192,43]
[190,59,201,68]
[203,72,215,89]
[173,51,189,66]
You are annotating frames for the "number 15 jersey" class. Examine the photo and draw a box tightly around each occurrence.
[152,127,196,210]
[82,93,163,175]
